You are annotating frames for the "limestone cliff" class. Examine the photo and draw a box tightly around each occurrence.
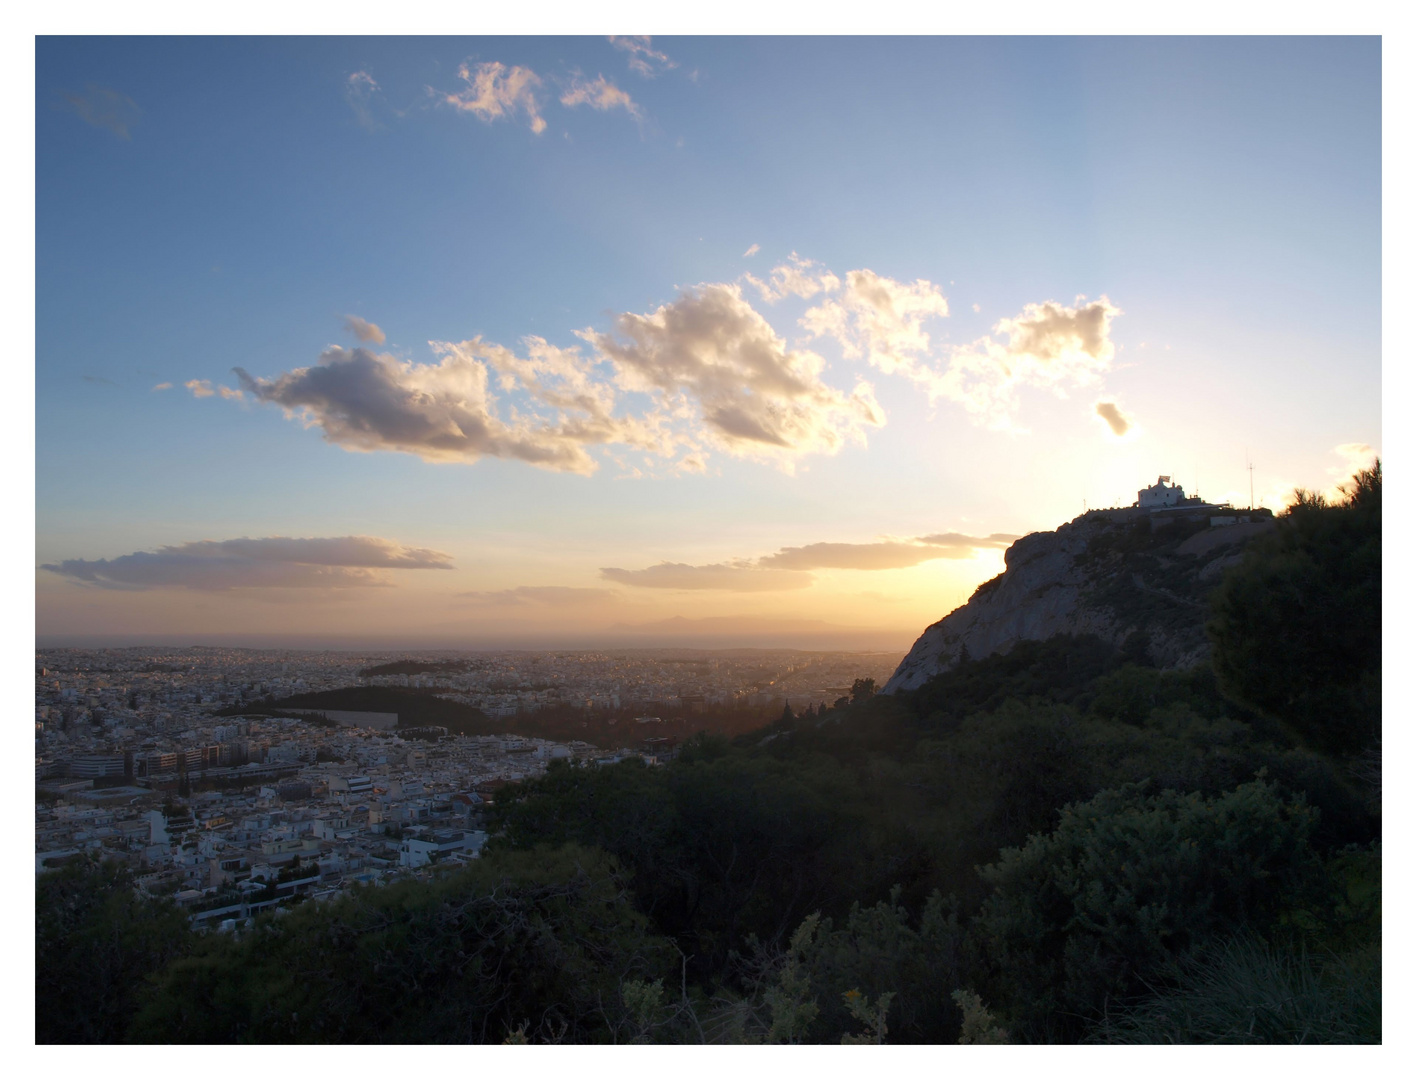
[882,508,1275,695]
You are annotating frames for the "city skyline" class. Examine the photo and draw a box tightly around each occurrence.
[36,36,1381,648]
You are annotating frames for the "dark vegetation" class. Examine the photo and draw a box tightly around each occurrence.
[222,685,785,747]
[38,466,1380,1043]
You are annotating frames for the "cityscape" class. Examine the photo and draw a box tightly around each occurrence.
[35,645,899,926]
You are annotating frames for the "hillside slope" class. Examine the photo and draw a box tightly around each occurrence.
[883,508,1274,694]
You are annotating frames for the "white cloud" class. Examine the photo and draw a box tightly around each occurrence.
[579,283,883,469]
[804,275,1120,429]
[745,252,841,303]
[41,535,453,591]
[743,243,760,258]
[559,74,642,121]
[152,382,172,391]
[609,36,677,78]
[600,561,814,591]
[344,315,386,344]
[218,386,245,401]
[185,379,214,398]
[802,269,949,379]
[438,61,547,134]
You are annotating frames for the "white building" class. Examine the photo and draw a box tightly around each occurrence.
[1137,475,1189,509]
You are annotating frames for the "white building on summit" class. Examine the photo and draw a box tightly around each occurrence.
[1136,475,1191,509]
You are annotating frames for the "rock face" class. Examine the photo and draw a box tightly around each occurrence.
[882,509,1275,695]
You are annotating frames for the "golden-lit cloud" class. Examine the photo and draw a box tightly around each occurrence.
[185,379,214,398]
[600,561,814,591]
[344,314,386,344]
[41,535,453,591]
[438,61,547,134]
[152,382,172,391]
[581,283,883,468]
[760,532,1016,570]
[1094,400,1133,436]
[609,36,677,78]
[60,84,140,139]
[559,74,641,121]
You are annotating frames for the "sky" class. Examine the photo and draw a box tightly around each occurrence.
[33,35,1382,650]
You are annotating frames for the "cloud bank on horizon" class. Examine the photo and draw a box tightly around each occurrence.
[211,255,1125,477]
[41,536,454,591]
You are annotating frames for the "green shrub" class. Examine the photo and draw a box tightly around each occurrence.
[968,777,1323,1042]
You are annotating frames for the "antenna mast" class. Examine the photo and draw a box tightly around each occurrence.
[1246,450,1255,510]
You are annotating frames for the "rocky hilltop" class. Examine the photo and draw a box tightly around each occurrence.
[883,507,1275,695]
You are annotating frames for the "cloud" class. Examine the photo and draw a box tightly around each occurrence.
[234,339,675,476]
[805,277,1120,428]
[1333,442,1377,471]
[802,268,949,378]
[218,386,245,401]
[185,379,214,398]
[745,253,841,303]
[60,84,139,139]
[600,561,814,592]
[743,244,760,258]
[41,535,453,591]
[345,70,383,131]
[455,585,618,606]
[560,74,641,121]
[344,314,386,344]
[609,36,677,78]
[1094,400,1132,436]
[82,375,116,386]
[759,532,1017,570]
[580,282,882,468]
[152,382,172,391]
[438,61,546,134]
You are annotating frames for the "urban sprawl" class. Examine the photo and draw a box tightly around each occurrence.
[35,646,897,929]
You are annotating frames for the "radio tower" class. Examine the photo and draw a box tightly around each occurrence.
[1246,451,1255,510]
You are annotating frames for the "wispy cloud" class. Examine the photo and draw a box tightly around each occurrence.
[600,561,814,592]
[81,375,116,386]
[344,70,383,131]
[60,84,140,139]
[602,531,1016,589]
[185,379,214,398]
[560,74,642,121]
[344,314,386,345]
[455,585,618,606]
[41,536,453,591]
[152,382,172,391]
[759,532,1016,570]
[745,252,841,303]
[609,36,677,78]
[437,61,547,134]
[743,243,760,258]
[1094,400,1133,436]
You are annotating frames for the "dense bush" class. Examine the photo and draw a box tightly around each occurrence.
[130,845,676,1043]
[967,777,1325,1042]
[1209,463,1381,758]
[36,857,193,1043]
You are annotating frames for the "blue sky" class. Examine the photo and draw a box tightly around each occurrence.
[35,36,1382,647]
